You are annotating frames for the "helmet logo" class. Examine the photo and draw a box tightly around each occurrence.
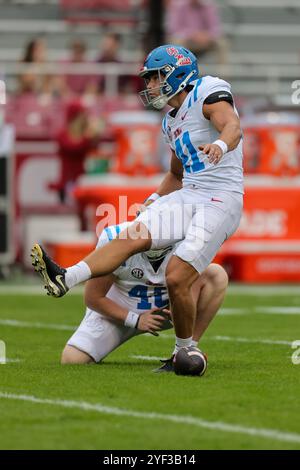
[166,46,180,57]
[166,47,192,66]
[176,57,192,66]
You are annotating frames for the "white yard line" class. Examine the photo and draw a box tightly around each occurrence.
[219,308,248,315]
[0,319,295,347]
[0,391,299,445]
[255,307,300,315]
[227,285,300,296]
[0,319,75,331]
[0,285,83,295]
[155,333,292,346]
[210,336,292,346]
[130,355,164,361]
[0,358,22,364]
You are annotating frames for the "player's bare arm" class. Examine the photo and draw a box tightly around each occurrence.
[84,274,124,321]
[85,275,169,336]
[200,101,242,164]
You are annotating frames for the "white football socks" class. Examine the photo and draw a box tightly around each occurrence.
[173,336,193,355]
[65,261,92,289]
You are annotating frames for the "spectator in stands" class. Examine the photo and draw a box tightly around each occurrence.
[165,0,226,62]
[19,37,48,94]
[96,32,140,94]
[96,32,121,93]
[96,32,121,64]
[56,100,100,204]
[19,37,63,98]
[63,38,97,96]
[23,37,47,64]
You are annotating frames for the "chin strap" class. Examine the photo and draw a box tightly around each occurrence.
[152,95,169,110]
[156,70,195,109]
[143,69,198,110]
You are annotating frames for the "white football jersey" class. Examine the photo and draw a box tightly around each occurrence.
[97,223,174,314]
[162,75,244,194]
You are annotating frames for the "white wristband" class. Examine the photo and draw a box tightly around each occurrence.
[124,311,139,329]
[147,192,160,202]
[213,139,228,155]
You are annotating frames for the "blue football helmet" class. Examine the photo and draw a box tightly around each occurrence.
[139,45,199,110]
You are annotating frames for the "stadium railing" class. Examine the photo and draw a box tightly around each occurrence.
[0,61,298,98]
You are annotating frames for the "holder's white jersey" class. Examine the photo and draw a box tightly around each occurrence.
[97,223,172,314]
[162,75,244,194]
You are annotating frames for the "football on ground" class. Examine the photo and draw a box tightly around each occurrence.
[174,347,208,376]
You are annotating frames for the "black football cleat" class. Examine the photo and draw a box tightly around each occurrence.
[174,347,207,377]
[153,355,175,373]
[31,244,68,298]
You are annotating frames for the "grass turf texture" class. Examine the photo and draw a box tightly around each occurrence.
[0,289,299,450]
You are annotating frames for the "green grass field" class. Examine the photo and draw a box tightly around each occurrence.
[0,285,300,450]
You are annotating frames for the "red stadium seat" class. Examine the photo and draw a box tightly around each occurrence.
[60,0,147,25]
[6,94,64,140]
[62,0,144,10]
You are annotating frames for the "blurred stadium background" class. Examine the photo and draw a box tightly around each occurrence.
[0,0,300,282]
[1,0,300,283]
[1,0,300,451]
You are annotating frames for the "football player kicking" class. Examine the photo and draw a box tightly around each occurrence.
[61,223,228,373]
[32,44,243,375]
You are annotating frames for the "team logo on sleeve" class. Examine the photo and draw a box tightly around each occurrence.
[131,268,144,279]
[176,57,192,66]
